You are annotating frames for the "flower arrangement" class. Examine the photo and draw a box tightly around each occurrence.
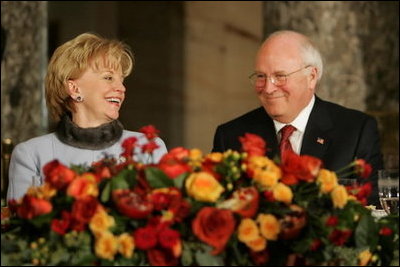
[1,126,398,266]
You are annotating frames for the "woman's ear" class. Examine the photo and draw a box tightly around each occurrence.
[67,80,79,96]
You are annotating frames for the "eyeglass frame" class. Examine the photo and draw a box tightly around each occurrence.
[248,65,312,87]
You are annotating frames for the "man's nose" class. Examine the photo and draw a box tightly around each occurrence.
[262,77,278,94]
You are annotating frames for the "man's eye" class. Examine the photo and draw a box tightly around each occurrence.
[275,74,286,80]
[256,74,266,79]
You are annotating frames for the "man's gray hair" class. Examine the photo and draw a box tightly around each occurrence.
[267,30,323,81]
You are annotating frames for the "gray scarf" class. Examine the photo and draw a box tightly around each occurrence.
[56,115,124,150]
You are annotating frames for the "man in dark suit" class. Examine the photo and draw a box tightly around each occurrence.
[212,30,383,205]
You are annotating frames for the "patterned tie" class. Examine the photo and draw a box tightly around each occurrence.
[279,125,296,159]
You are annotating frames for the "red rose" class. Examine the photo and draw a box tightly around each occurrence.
[379,227,393,236]
[280,151,322,185]
[239,133,266,156]
[16,195,52,219]
[140,125,160,140]
[325,215,338,227]
[71,196,98,223]
[192,207,235,255]
[134,226,158,250]
[310,239,322,251]
[157,147,191,179]
[354,159,372,179]
[112,189,153,219]
[233,187,260,218]
[43,160,76,190]
[329,229,352,246]
[158,228,180,250]
[147,248,178,266]
[120,136,138,158]
[249,249,269,265]
[141,141,160,153]
[51,211,71,235]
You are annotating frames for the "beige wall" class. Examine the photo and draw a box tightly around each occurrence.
[184,1,263,152]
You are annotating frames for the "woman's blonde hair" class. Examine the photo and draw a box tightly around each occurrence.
[45,32,134,122]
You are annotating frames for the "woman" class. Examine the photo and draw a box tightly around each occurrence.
[7,33,167,201]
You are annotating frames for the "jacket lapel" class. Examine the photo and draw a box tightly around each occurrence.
[252,108,279,159]
[301,97,333,160]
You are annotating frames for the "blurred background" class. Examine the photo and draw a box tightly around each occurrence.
[1,2,399,178]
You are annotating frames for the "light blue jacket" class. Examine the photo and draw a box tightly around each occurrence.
[7,130,167,201]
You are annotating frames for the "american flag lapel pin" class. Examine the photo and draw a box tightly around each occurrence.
[317,137,325,145]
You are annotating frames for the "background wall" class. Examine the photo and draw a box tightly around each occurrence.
[1,1,398,167]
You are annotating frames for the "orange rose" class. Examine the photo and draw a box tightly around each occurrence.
[16,195,52,219]
[239,133,266,156]
[67,173,98,199]
[157,147,192,179]
[280,151,322,185]
[192,207,235,255]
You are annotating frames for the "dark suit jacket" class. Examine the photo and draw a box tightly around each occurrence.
[212,96,383,205]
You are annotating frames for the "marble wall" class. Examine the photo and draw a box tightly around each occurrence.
[184,1,263,151]
[263,1,399,166]
[1,1,48,144]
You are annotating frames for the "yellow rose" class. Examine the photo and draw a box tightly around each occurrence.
[358,250,372,266]
[331,185,348,209]
[248,156,281,188]
[95,231,118,260]
[246,236,267,252]
[185,172,224,202]
[257,214,280,241]
[206,152,223,163]
[90,209,115,236]
[118,233,135,259]
[238,218,260,243]
[253,169,280,188]
[273,183,293,204]
[27,183,56,199]
[317,169,338,193]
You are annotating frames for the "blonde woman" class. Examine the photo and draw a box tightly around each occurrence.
[7,33,167,200]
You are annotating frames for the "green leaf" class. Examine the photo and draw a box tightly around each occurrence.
[30,211,56,228]
[181,242,194,266]
[111,171,130,190]
[145,167,174,188]
[355,213,378,248]
[194,244,224,266]
[173,172,189,189]
[100,181,112,202]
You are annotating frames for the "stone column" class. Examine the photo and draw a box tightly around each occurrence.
[1,1,48,144]
[263,1,399,165]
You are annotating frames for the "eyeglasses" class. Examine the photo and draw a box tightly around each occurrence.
[249,65,311,87]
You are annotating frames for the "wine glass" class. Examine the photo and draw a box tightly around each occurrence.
[378,169,399,215]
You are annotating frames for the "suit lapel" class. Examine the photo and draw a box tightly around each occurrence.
[301,97,333,160]
[252,108,279,159]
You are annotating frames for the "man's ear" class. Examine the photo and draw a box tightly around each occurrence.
[309,66,318,90]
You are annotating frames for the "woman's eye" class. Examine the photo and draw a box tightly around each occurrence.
[104,76,113,81]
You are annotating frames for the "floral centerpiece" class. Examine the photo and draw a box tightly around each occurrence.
[1,126,398,266]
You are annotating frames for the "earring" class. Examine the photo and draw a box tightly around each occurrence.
[76,96,84,102]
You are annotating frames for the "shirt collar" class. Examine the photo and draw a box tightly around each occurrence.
[273,95,315,134]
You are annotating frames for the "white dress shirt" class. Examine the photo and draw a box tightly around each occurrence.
[273,95,315,154]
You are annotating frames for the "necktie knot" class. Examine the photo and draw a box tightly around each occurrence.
[279,125,296,159]
[280,125,296,141]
